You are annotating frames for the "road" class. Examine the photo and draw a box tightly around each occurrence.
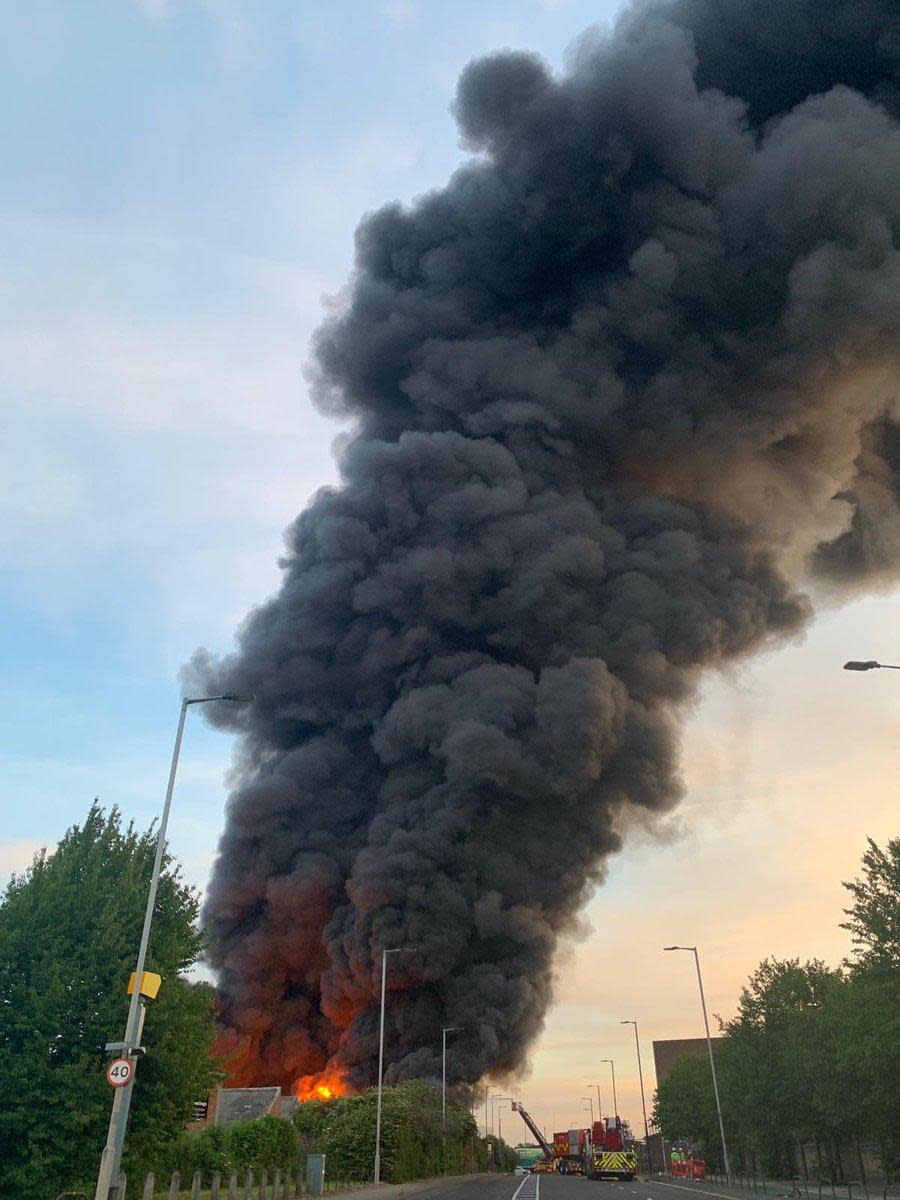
[347,1174,811,1200]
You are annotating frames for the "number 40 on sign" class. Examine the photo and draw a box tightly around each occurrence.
[106,1058,134,1088]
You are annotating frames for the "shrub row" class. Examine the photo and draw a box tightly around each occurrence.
[154,1079,514,1184]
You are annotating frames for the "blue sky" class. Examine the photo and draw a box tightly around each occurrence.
[1,0,624,872]
[3,0,898,1132]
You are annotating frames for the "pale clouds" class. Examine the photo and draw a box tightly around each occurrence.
[0,839,42,880]
[0,211,340,640]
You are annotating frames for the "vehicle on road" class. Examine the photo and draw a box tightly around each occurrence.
[585,1117,637,1181]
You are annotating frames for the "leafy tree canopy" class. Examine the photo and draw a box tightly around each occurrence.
[654,1052,723,1167]
[0,801,218,1199]
[652,838,900,1183]
[842,836,900,975]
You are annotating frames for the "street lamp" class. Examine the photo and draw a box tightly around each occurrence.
[586,1082,602,1123]
[581,1096,594,1124]
[620,1021,650,1149]
[491,1095,514,1137]
[484,1085,501,1139]
[94,693,253,1200]
[843,660,900,670]
[601,1060,618,1120]
[664,946,731,1178]
[497,1101,511,1144]
[374,945,418,1183]
[441,1026,460,1129]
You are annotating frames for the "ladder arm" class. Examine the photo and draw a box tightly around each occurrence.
[512,1102,554,1158]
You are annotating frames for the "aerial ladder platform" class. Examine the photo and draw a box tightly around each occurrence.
[511,1101,554,1169]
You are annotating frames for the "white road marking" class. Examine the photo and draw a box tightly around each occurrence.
[512,1175,533,1200]
[651,1182,740,1200]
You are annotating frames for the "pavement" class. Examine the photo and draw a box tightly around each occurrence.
[325,1175,515,1200]
[324,1175,900,1200]
[651,1179,900,1200]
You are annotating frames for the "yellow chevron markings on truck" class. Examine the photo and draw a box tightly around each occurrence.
[596,1152,636,1171]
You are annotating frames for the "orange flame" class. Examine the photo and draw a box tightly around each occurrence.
[295,1068,350,1102]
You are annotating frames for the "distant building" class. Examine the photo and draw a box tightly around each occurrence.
[652,1037,726,1087]
[188,1086,297,1130]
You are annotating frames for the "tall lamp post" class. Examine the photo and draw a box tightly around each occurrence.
[620,1020,650,1150]
[586,1083,602,1123]
[491,1095,513,1137]
[94,693,253,1200]
[497,1101,511,1144]
[484,1085,501,1139]
[601,1059,618,1120]
[581,1096,594,1124]
[664,946,731,1178]
[843,660,900,671]
[374,945,418,1183]
[441,1026,460,1129]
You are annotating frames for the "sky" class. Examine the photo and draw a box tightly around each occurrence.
[1,0,897,1142]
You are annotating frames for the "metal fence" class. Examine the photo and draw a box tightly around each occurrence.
[55,1168,372,1199]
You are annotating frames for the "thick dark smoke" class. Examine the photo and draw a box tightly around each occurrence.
[187,0,900,1091]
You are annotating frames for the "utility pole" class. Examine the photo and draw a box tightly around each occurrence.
[586,1083,602,1122]
[374,945,417,1184]
[93,694,251,1200]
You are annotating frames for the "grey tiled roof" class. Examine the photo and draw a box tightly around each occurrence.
[217,1087,281,1125]
[281,1096,298,1119]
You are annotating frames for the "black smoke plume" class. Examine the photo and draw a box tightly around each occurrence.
[188,0,900,1091]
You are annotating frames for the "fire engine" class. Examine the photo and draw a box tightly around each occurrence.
[511,1101,638,1181]
[585,1117,638,1181]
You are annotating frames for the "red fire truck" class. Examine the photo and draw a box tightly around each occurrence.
[585,1117,638,1180]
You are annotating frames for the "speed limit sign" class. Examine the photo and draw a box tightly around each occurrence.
[106,1058,134,1088]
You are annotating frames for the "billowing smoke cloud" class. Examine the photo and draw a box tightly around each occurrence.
[187,0,900,1091]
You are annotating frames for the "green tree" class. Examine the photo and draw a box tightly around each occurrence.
[723,957,851,1176]
[842,836,900,975]
[0,801,218,1198]
[292,1079,488,1182]
[842,838,900,1181]
[654,1052,723,1167]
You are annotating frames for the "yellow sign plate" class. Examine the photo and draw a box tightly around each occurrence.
[127,971,162,999]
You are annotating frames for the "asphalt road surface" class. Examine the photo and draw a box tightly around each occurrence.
[360,1174,810,1200]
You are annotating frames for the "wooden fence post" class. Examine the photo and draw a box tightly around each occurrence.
[192,1169,202,1198]
[142,1172,155,1200]
[119,1172,127,1198]
[274,1169,282,1199]
[168,1170,181,1200]
[244,1169,253,1200]
[228,1171,238,1200]
[259,1170,268,1199]
[211,1171,221,1199]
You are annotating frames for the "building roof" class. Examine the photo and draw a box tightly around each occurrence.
[216,1086,281,1125]
[281,1096,298,1120]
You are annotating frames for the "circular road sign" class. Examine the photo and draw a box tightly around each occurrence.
[106,1058,134,1088]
